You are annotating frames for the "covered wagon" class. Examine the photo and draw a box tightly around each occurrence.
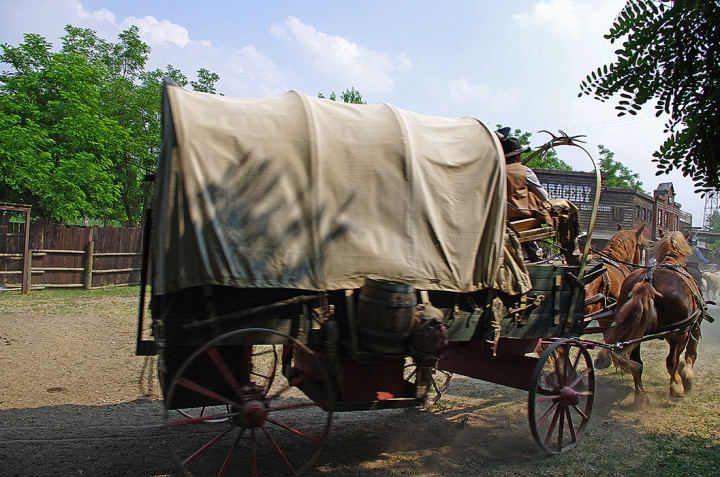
[136,79,593,476]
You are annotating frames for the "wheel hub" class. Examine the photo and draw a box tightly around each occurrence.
[559,386,581,406]
[242,401,267,428]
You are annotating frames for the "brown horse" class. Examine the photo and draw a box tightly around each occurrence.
[595,230,705,406]
[584,224,647,324]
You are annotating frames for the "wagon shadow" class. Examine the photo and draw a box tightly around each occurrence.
[0,373,637,477]
[306,372,635,476]
[0,399,175,477]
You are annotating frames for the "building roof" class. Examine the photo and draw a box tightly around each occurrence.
[654,182,675,195]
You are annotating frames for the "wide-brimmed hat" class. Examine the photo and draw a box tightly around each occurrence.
[502,137,530,158]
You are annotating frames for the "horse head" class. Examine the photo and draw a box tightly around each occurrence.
[603,224,647,264]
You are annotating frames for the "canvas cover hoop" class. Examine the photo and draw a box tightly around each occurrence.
[152,79,522,295]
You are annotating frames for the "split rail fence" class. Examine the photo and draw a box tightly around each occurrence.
[0,218,144,291]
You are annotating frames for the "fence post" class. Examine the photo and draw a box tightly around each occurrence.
[84,240,94,290]
[21,208,31,294]
[23,250,32,294]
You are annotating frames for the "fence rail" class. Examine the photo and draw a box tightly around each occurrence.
[0,218,144,291]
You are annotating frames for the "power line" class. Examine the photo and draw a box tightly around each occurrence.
[552,114,664,134]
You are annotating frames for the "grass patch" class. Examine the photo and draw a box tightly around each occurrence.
[0,285,143,317]
[635,434,720,476]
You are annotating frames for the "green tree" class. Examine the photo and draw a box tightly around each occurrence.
[708,210,720,232]
[318,87,366,104]
[496,125,573,170]
[341,87,366,104]
[704,210,720,252]
[191,68,221,94]
[317,91,337,100]
[579,1,720,195]
[0,31,124,223]
[0,26,219,225]
[598,144,644,190]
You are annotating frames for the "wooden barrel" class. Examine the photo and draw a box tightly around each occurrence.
[357,275,417,354]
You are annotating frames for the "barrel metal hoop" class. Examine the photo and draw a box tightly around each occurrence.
[359,294,417,308]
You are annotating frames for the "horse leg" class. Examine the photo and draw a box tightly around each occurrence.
[629,345,649,407]
[666,334,689,398]
[679,327,700,393]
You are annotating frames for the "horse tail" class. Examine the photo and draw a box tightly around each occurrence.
[603,281,662,374]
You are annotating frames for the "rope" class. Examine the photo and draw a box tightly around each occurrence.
[583,308,704,350]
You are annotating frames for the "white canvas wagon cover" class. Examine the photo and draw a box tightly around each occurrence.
[153,80,511,295]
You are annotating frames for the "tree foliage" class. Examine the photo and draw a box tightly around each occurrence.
[579,0,720,195]
[598,144,644,190]
[0,25,219,225]
[704,209,720,252]
[318,86,366,104]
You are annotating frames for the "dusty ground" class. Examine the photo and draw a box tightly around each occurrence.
[1,288,719,476]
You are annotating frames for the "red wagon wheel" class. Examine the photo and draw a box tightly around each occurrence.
[403,358,453,405]
[176,346,279,424]
[528,338,594,454]
[164,328,333,477]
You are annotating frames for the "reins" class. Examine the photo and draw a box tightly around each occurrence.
[592,249,647,273]
[583,260,713,351]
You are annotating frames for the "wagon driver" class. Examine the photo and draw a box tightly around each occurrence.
[501,133,553,262]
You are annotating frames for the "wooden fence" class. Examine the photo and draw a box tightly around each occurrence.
[0,218,143,290]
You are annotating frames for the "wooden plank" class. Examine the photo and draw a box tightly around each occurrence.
[41,283,83,288]
[508,218,543,233]
[515,227,556,243]
[93,252,142,257]
[35,249,85,254]
[93,268,141,274]
[0,270,45,275]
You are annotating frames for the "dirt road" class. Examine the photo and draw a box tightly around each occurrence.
[1,290,719,476]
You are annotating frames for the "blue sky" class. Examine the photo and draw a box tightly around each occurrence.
[0,0,707,226]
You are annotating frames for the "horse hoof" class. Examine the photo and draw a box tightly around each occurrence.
[633,394,650,408]
[594,350,611,370]
[669,383,685,398]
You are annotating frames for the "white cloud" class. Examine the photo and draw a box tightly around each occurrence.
[448,78,490,103]
[396,54,412,70]
[75,5,115,24]
[0,1,289,97]
[271,16,406,93]
[120,16,194,47]
[446,79,520,114]
[224,45,290,96]
[513,0,625,38]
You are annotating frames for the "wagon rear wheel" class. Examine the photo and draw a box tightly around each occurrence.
[175,346,279,424]
[528,338,594,454]
[164,328,333,476]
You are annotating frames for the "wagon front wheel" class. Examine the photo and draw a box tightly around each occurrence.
[528,338,594,454]
[164,328,333,476]
[403,358,452,405]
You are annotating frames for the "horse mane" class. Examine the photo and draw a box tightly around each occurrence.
[603,230,647,260]
[653,231,692,264]
[603,229,648,262]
